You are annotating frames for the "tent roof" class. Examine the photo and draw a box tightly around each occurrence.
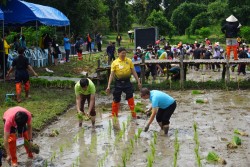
[1,0,69,26]
[0,8,3,20]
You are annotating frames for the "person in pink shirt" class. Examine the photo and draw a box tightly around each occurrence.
[2,106,33,167]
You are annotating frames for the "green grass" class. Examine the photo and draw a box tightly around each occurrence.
[0,82,75,137]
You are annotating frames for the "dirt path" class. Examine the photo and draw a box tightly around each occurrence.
[3,90,250,167]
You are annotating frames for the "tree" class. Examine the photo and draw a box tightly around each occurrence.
[171,2,207,35]
[188,12,211,34]
[146,10,176,38]
[130,0,148,24]
[207,0,229,24]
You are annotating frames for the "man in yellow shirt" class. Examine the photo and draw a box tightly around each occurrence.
[106,47,141,118]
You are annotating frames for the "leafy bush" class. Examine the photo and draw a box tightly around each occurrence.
[195,27,211,39]
[240,26,250,43]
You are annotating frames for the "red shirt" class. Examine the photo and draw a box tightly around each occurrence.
[3,106,32,133]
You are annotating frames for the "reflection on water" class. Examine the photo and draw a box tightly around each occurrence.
[9,90,250,167]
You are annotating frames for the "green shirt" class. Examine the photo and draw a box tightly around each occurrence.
[74,78,96,96]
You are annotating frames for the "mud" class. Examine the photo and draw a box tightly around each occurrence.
[4,90,250,167]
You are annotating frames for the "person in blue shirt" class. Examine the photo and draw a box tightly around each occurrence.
[63,34,71,62]
[132,55,141,77]
[141,88,176,135]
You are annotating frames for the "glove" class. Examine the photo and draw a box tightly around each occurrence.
[145,111,151,117]
[144,125,149,132]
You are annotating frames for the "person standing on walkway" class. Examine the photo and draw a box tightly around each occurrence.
[141,88,176,136]
[221,15,240,60]
[6,47,38,103]
[1,34,13,79]
[75,78,96,128]
[2,106,34,167]
[106,47,141,119]
[63,33,71,62]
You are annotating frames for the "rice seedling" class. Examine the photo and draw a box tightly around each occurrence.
[153,131,158,144]
[147,153,154,167]
[122,121,126,133]
[121,151,127,167]
[59,145,64,154]
[193,122,202,167]
[90,134,97,153]
[44,159,48,167]
[150,141,156,158]
[206,151,227,165]
[126,115,131,126]
[137,128,143,138]
[108,120,112,136]
[234,129,248,136]
[134,134,138,142]
[227,135,242,149]
[193,122,197,132]
[50,151,57,162]
[173,140,179,167]
[130,139,134,149]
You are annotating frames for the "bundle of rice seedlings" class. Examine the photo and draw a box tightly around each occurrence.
[196,99,208,104]
[24,140,40,154]
[100,90,107,96]
[234,129,248,136]
[227,136,242,149]
[206,151,226,165]
[192,90,205,95]
[134,102,144,113]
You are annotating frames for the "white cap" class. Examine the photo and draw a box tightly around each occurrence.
[243,43,246,45]
[226,15,238,22]
[215,42,220,46]
[136,46,141,50]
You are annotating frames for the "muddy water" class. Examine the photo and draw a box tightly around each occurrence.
[5,90,250,167]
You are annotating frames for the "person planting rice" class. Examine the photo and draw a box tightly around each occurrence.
[2,106,34,167]
[6,47,38,103]
[75,78,96,128]
[106,47,141,118]
[141,88,176,135]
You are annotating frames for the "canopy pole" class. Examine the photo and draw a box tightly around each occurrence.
[36,20,38,47]
[3,20,5,82]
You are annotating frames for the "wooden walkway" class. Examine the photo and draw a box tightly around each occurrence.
[95,58,250,87]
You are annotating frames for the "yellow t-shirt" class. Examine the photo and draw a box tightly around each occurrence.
[111,57,134,80]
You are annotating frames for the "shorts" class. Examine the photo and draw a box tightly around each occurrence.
[156,101,176,125]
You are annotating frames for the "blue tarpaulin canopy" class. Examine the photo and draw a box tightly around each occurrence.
[0,8,3,20]
[1,0,69,26]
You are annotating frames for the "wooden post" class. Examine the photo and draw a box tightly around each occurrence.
[226,58,230,83]
[141,56,145,84]
[180,49,184,89]
[97,59,100,87]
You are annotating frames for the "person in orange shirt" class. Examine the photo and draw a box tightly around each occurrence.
[2,106,34,167]
[86,33,92,52]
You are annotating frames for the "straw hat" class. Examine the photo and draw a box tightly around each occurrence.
[215,42,220,46]
[128,30,134,33]
[226,15,238,22]
[238,23,242,28]
[136,46,141,50]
